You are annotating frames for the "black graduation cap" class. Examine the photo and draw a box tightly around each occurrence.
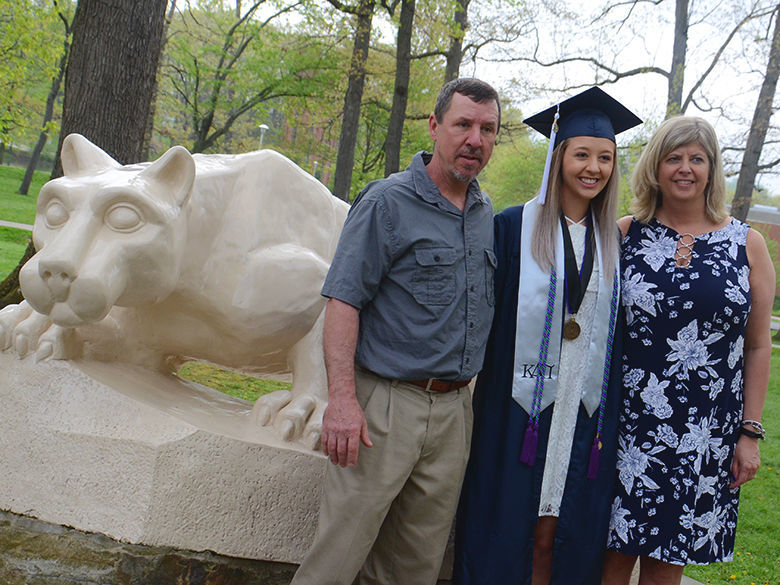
[523,87,642,203]
[524,87,642,148]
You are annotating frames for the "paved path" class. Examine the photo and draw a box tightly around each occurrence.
[0,219,32,231]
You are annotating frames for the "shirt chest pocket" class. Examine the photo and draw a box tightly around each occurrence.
[411,247,457,305]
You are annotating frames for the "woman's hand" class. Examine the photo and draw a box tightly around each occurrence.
[729,434,761,488]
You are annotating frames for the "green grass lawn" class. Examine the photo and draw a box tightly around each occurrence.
[683,351,780,585]
[0,165,41,280]
[177,361,291,401]
[0,165,45,225]
[0,226,31,276]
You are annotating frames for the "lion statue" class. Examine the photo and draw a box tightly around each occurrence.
[0,134,349,449]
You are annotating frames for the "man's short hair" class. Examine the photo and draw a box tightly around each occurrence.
[434,78,501,129]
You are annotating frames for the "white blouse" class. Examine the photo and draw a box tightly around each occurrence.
[538,222,600,517]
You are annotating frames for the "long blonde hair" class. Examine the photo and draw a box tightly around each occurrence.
[631,116,727,223]
[531,138,620,277]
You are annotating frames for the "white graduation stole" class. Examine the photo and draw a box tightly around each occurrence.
[512,197,618,416]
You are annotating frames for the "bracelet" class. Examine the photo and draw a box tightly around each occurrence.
[741,419,765,433]
[739,427,765,440]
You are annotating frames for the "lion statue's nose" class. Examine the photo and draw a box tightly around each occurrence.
[39,260,77,302]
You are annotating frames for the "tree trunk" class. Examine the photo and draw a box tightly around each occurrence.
[332,0,375,201]
[1,0,168,309]
[444,0,469,83]
[18,29,71,195]
[52,0,169,177]
[384,0,415,177]
[666,0,689,116]
[142,0,178,161]
[731,5,780,222]
[0,240,35,307]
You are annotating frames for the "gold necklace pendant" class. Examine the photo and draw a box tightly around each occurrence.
[563,317,581,340]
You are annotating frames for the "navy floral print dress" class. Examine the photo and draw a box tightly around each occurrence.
[606,217,751,565]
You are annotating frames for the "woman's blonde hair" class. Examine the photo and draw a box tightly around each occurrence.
[631,116,727,223]
[531,138,620,277]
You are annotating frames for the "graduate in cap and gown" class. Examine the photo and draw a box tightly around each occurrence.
[453,87,642,585]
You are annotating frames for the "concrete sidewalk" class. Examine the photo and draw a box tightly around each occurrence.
[0,219,32,231]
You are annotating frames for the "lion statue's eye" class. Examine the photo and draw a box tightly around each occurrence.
[105,204,144,232]
[44,200,69,228]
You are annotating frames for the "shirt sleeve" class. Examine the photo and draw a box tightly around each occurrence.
[321,188,396,309]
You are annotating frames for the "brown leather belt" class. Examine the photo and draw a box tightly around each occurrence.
[356,365,469,393]
[405,378,470,392]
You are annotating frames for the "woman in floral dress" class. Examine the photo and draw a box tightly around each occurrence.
[602,116,774,585]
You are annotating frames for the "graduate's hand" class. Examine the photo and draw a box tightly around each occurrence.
[729,434,760,488]
[321,391,372,467]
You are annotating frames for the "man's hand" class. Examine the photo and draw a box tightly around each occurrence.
[321,392,373,467]
[321,298,373,467]
[730,434,760,488]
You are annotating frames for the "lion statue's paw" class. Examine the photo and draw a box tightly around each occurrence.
[0,302,32,350]
[0,301,79,361]
[33,323,78,362]
[253,390,324,450]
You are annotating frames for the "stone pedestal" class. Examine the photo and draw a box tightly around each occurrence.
[0,352,325,564]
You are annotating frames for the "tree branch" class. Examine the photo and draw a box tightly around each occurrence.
[682,5,777,112]
[326,0,358,15]
[758,156,780,170]
[488,54,668,82]
[592,0,665,24]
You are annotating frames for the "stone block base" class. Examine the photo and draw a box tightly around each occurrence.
[0,352,325,564]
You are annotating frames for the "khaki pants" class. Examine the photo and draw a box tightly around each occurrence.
[291,367,473,585]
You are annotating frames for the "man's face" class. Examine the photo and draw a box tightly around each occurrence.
[429,92,499,183]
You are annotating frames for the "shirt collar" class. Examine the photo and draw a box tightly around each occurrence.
[410,151,487,210]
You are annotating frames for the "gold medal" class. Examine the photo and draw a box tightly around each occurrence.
[563,317,580,340]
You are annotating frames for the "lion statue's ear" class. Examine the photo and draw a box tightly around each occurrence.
[61,134,121,176]
[138,146,195,209]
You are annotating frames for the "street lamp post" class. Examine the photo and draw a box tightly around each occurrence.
[258,123,269,150]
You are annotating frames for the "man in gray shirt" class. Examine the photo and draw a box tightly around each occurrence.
[291,78,500,585]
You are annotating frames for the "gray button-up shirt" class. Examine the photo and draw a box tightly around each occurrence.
[321,151,496,381]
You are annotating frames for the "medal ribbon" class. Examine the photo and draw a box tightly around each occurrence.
[560,214,594,318]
